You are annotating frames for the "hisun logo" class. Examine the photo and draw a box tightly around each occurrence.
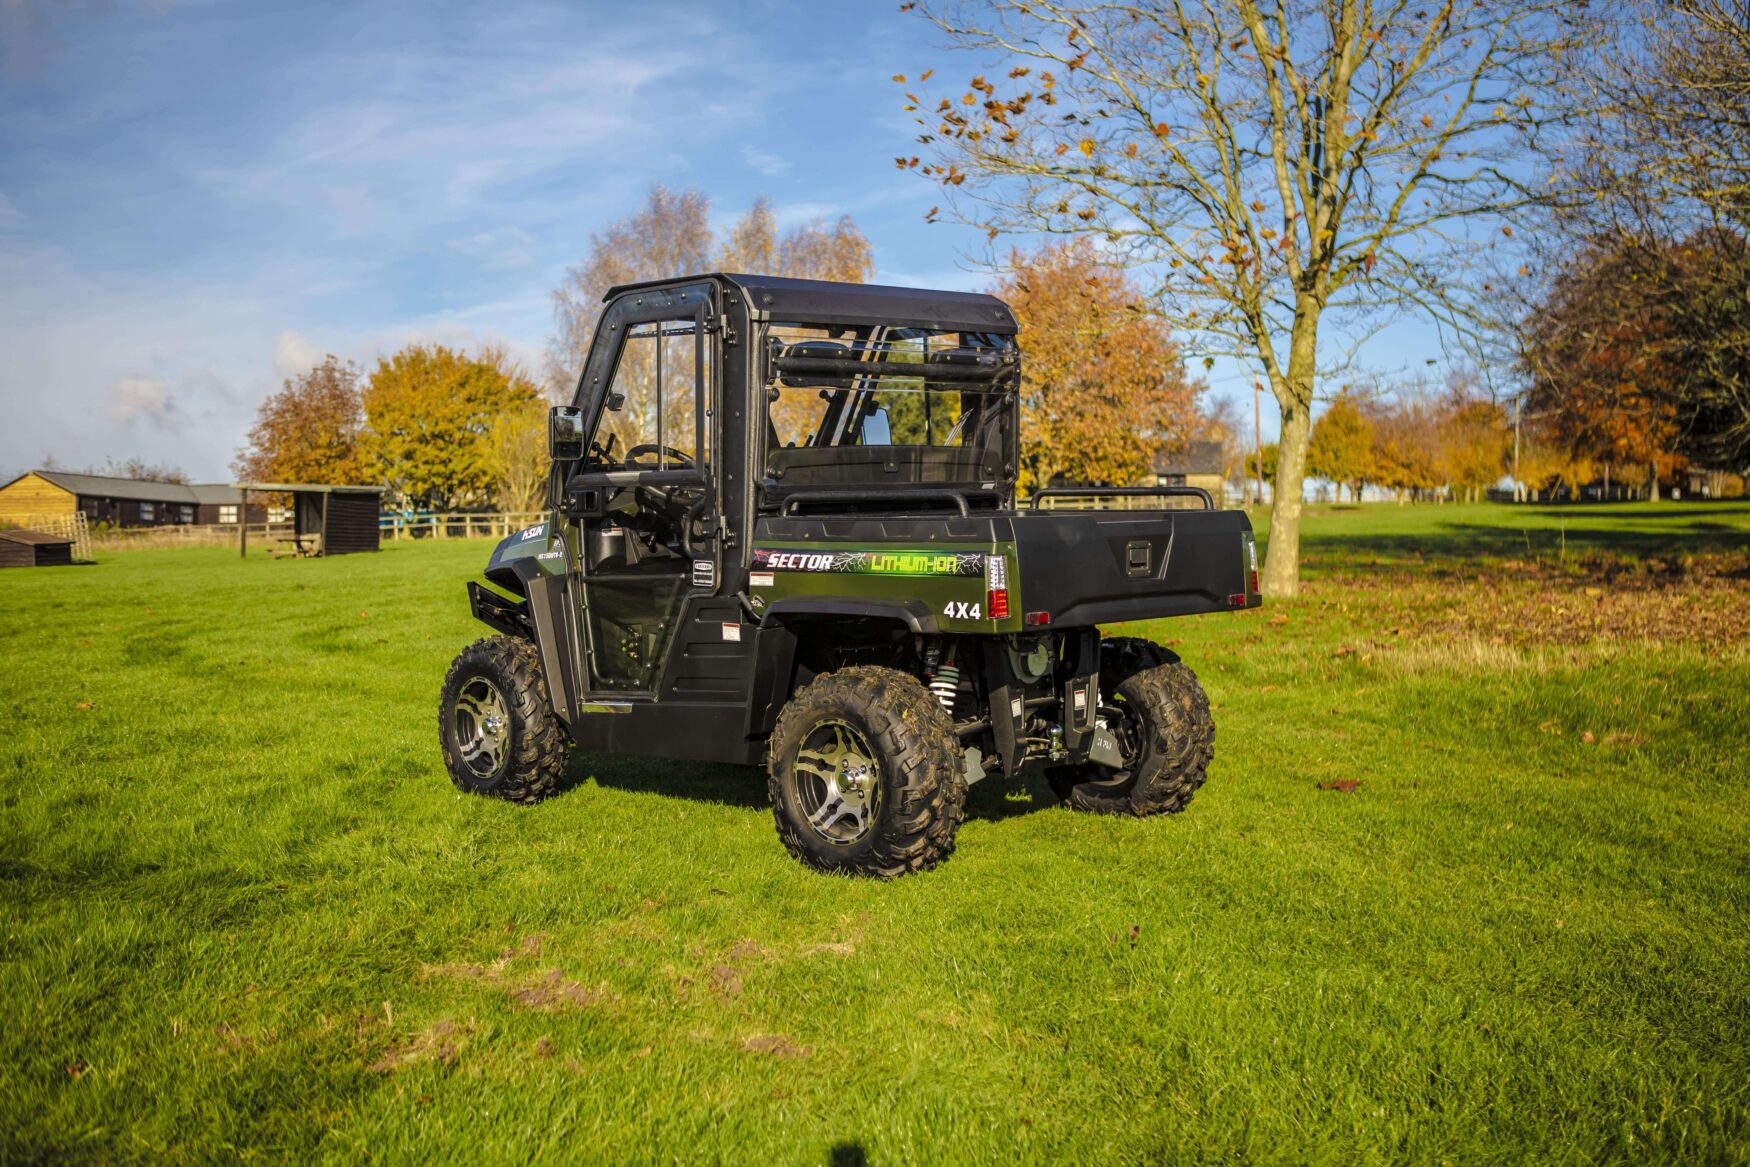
[519,523,546,541]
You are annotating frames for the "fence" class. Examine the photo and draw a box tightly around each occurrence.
[380,512,547,540]
[14,512,92,561]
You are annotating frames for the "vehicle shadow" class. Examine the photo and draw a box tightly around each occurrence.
[562,750,1062,823]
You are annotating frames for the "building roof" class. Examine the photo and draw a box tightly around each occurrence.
[0,528,73,546]
[236,482,382,495]
[601,273,1019,334]
[21,470,231,504]
[1151,440,1226,477]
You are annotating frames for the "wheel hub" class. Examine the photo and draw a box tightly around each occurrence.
[792,721,882,845]
[453,677,510,780]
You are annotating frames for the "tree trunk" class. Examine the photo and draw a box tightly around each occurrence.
[1648,463,1660,501]
[1262,397,1311,597]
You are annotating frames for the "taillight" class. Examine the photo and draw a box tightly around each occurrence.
[986,553,1010,619]
[1243,533,1259,595]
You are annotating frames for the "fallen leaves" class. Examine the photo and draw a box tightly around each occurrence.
[1317,780,1362,794]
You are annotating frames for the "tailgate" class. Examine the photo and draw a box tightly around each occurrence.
[1008,508,1259,626]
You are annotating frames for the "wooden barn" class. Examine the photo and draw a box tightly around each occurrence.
[1148,440,1230,507]
[0,470,266,528]
[237,483,382,557]
[0,529,74,568]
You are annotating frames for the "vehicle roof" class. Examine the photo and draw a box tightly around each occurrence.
[602,273,1018,334]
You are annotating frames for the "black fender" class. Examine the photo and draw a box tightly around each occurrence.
[470,559,580,731]
[742,597,940,741]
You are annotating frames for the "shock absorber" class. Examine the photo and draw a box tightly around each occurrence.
[928,665,960,714]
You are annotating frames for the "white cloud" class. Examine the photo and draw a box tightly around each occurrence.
[272,329,323,378]
[108,373,174,427]
[447,226,535,270]
[740,143,792,177]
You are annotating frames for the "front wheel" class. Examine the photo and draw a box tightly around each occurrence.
[1048,638,1214,816]
[439,636,569,804]
[767,666,965,877]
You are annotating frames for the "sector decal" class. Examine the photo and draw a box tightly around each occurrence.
[750,548,986,577]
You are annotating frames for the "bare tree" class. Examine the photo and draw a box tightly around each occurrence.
[547,186,712,396]
[902,1,1591,594]
[548,188,876,399]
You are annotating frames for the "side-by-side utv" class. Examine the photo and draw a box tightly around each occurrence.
[440,274,1260,877]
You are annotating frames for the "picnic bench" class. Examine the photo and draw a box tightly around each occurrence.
[269,533,323,559]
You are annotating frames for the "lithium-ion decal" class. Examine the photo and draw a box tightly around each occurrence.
[750,548,986,577]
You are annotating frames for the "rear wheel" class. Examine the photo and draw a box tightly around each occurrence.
[1048,638,1214,816]
[768,666,964,877]
[439,636,568,804]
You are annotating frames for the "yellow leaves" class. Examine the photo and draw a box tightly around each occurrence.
[924,206,940,223]
[1076,207,1097,221]
[1055,142,1069,156]
[1041,71,1056,89]
[1067,50,1089,70]
[1260,227,1277,241]
[921,69,933,81]
[1009,65,1030,78]
[1124,142,1138,158]
[1250,199,1265,212]
[962,93,977,105]
[1501,225,1514,237]
[1420,114,1434,129]
[1152,122,1170,139]
[1078,138,1096,157]
[892,74,907,83]
[1170,257,1184,268]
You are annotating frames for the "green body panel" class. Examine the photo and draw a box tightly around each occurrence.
[747,539,1024,634]
[484,520,567,579]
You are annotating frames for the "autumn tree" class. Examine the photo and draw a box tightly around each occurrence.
[547,186,876,396]
[900,1,1591,594]
[993,240,1204,491]
[1434,387,1507,502]
[1364,391,1441,502]
[362,345,542,511]
[1519,240,1696,497]
[716,197,876,282]
[233,355,365,485]
[1307,392,1374,501]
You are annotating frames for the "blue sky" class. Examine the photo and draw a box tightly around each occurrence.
[0,0,1445,484]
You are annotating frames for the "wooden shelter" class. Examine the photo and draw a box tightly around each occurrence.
[236,483,383,558]
[0,529,75,568]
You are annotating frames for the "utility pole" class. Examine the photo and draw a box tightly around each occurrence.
[1252,377,1264,508]
[1513,394,1522,503]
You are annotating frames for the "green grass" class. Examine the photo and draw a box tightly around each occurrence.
[3,503,1747,1165]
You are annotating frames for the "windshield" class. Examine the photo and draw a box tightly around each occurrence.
[763,323,1017,491]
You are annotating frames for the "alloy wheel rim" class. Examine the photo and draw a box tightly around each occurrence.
[454,676,511,779]
[792,719,882,845]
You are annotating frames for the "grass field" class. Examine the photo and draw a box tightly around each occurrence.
[3,503,1747,1164]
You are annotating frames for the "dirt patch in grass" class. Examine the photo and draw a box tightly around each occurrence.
[369,1019,470,1072]
[741,1034,810,1058]
[511,968,603,1010]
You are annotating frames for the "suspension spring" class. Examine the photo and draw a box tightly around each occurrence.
[928,665,960,714]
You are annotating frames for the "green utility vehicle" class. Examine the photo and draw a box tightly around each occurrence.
[440,274,1260,877]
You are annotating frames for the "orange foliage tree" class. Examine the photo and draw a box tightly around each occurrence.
[362,345,542,511]
[1308,393,1375,502]
[994,240,1203,492]
[233,355,366,485]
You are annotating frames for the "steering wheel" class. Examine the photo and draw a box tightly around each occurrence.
[625,443,695,469]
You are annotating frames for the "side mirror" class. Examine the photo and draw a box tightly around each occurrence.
[549,405,586,461]
[605,392,627,412]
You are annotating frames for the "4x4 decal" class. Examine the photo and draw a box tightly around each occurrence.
[751,548,985,577]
